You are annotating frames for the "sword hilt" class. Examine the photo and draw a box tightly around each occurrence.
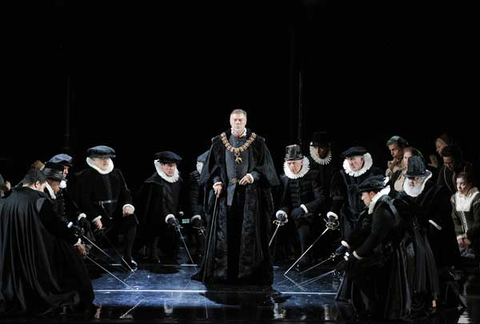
[273,219,286,226]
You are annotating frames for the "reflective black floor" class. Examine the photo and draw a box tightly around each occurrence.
[2,248,479,323]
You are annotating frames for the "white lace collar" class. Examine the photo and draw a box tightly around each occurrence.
[284,157,310,180]
[309,146,332,165]
[403,170,433,197]
[343,153,373,177]
[86,157,114,175]
[455,187,479,212]
[368,186,391,214]
[154,160,180,183]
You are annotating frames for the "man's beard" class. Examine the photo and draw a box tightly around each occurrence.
[405,182,424,197]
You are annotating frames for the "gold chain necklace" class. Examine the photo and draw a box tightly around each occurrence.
[221,132,256,164]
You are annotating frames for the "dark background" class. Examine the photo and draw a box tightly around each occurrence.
[2,0,478,191]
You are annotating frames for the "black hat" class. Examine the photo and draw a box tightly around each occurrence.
[405,156,428,178]
[386,135,409,148]
[87,145,116,158]
[154,151,182,164]
[341,146,367,158]
[197,150,209,163]
[43,162,64,181]
[358,175,387,193]
[285,144,303,161]
[310,131,330,147]
[48,153,73,167]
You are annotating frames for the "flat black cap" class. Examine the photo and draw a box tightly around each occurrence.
[48,153,73,167]
[341,146,368,158]
[87,145,116,158]
[154,151,182,164]
[358,175,387,193]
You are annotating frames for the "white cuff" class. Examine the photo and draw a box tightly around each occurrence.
[246,173,254,183]
[213,181,223,188]
[428,219,442,231]
[341,240,350,249]
[123,204,135,213]
[165,214,175,224]
[300,204,308,214]
[92,215,102,223]
[73,238,82,246]
[191,215,202,222]
[327,211,338,220]
[353,251,363,260]
[77,213,87,221]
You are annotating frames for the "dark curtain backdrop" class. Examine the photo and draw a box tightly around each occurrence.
[3,1,477,191]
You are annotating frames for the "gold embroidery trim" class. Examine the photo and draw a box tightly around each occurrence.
[221,132,256,164]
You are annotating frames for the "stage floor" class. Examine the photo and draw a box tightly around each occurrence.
[1,248,479,323]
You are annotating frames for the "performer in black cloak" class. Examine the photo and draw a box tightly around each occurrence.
[329,146,383,241]
[335,175,410,320]
[72,145,138,269]
[307,131,343,259]
[0,169,94,316]
[192,109,279,285]
[186,150,209,263]
[136,151,185,264]
[400,155,462,310]
[273,144,325,268]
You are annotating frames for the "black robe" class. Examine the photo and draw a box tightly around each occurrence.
[136,172,184,260]
[273,168,325,262]
[331,164,383,241]
[0,187,94,316]
[194,129,279,285]
[336,194,410,320]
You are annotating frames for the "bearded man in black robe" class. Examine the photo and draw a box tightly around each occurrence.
[193,109,279,285]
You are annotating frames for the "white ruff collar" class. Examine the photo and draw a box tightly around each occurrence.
[154,160,180,183]
[455,187,479,212]
[87,157,114,175]
[309,146,332,165]
[343,153,373,177]
[284,157,310,180]
[368,186,391,214]
[403,170,433,197]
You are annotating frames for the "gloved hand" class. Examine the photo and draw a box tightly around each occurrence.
[335,252,358,273]
[191,216,204,228]
[165,214,180,228]
[291,207,306,220]
[67,222,85,237]
[327,211,338,223]
[275,210,288,223]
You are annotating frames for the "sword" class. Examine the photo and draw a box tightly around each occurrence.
[284,216,340,275]
[170,217,197,270]
[269,219,286,247]
[84,254,135,289]
[298,252,336,275]
[203,195,219,283]
[68,222,116,263]
[299,269,336,287]
[284,226,330,276]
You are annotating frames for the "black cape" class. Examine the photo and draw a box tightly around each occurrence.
[0,187,94,316]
